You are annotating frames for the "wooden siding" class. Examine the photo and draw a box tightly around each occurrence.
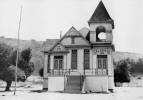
[61,37,89,46]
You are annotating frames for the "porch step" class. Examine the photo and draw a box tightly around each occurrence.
[64,76,84,93]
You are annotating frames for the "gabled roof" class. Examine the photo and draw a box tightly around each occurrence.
[63,26,90,45]
[44,26,90,53]
[52,43,67,52]
[42,39,59,51]
[65,26,82,37]
[79,27,89,38]
[88,1,114,28]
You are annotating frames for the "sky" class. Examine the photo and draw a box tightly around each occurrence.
[0,0,143,54]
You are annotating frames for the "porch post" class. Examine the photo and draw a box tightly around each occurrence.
[43,54,48,90]
[44,54,48,77]
[50,55,54,69]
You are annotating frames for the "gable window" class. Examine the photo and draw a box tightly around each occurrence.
[56,45,62,51]
[84,49,90,69]
[97,55,107,69]
[71,37,75,44]
[71,50,77,69]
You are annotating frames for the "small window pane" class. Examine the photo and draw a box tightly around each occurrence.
[59,60,63,69]
[103,59,107,69]
[54,59,58,69]
[98,59,102,69]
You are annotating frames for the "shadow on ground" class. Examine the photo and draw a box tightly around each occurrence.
[30,90,48,93]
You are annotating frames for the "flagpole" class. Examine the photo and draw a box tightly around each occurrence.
[14,5,23,95]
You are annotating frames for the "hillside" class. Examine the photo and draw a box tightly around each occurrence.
[0,36,44,75]
[0,36,143,75]
[113,51,143,62]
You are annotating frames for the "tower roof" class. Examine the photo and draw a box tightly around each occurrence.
[88,1,114,27]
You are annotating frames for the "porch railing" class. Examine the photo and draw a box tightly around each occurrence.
[47,68,108,76]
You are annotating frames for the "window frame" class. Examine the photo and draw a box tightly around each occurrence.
[54,56,63,69]
[47,55,50,73]
[71,49,77,69]
[71,37,75,44]
[97,55,107,69]
[84,49,90,69]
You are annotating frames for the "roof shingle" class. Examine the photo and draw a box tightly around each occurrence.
[88,1,114,26]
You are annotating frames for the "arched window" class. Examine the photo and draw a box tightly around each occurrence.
[96,26,106,42]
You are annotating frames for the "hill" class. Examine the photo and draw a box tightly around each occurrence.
[113,51,143,62]
[0,36,44,75]
[0,36,143,75]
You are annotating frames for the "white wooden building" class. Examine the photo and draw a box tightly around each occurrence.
[42,1,115,93]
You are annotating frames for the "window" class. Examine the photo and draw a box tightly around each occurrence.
[54,59,58,69]
[59,59,63,69]
[84,49,90,69]
[103,59,107,69]
[97,55,107,69]
[47,55,50,73]
[71,37,75,44]
[54,56,63,69]
[96,26,106,42]
[57,45,61,51]
[71,50,77,69]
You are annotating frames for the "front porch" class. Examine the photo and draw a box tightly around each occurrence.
[47,68,108,76]
[43,69,110,93]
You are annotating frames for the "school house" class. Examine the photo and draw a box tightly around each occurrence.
[42,1,115,93]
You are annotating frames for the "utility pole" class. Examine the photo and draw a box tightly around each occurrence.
[14,5,23,95]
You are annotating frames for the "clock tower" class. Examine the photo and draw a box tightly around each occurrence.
[88,1,114,43]
[88,1,115,91]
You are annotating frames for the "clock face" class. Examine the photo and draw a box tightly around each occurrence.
[98,32,106,40]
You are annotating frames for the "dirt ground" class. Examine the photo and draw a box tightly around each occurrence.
[0,84,143,100]
[0,76,143,100]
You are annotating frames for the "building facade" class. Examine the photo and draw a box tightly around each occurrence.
[42,1,115,93]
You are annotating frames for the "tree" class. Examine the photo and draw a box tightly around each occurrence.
[21,48,32,63]
[8,50,20,66]
[0,43,12,70]
[0,45,34,91]
[0,43,26,91]
[114,60,131,86]
[9,48,34,78]
[130,58,143,74]
[0,65,26,91]
[39,68,43,77]
[18,48,34,78]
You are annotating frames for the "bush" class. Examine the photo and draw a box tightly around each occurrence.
[114,60,130,85]
[39,68,43,77]
[130,58,143,74]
